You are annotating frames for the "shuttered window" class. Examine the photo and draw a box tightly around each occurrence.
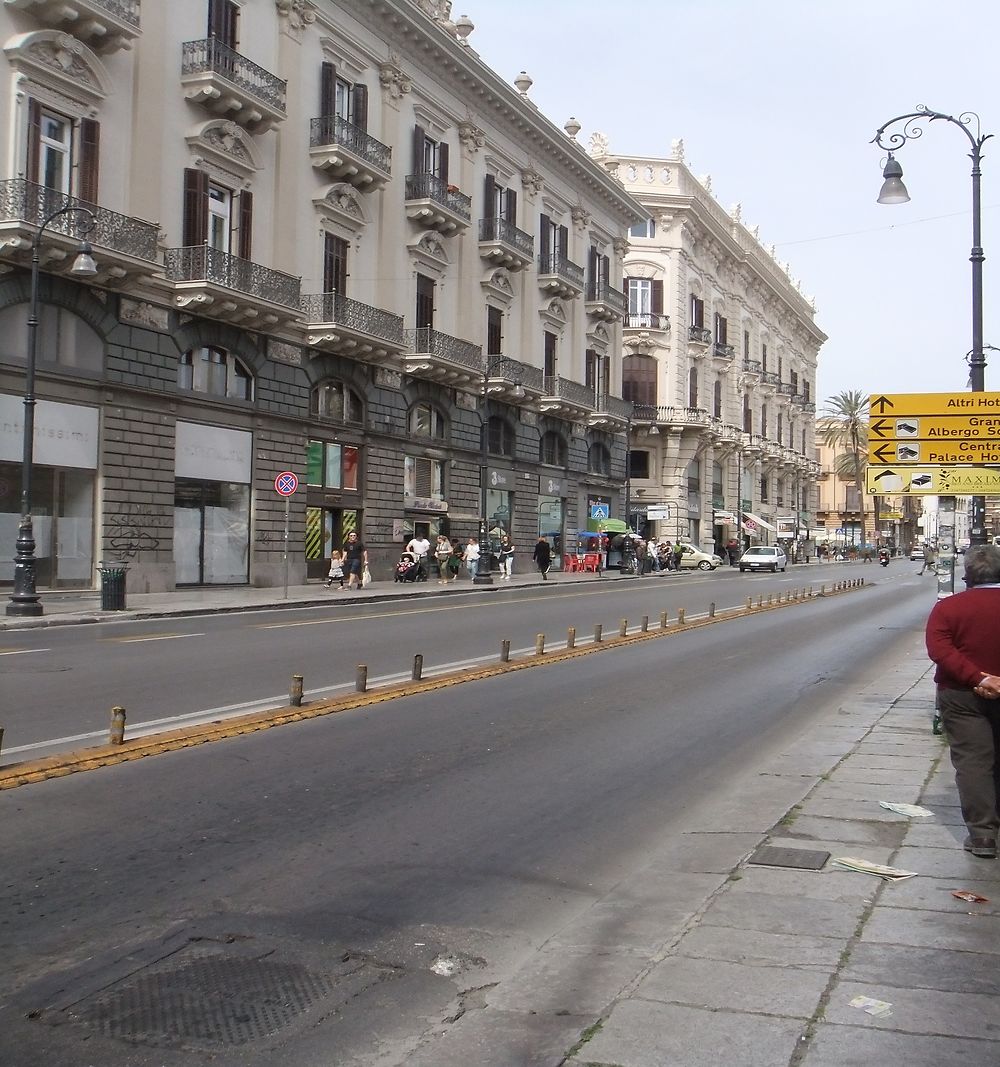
[324,233,349,293]
[182,168,210,247]
[208,0,239,46]
[404,456,444,500]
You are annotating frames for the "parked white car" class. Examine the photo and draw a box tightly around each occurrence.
[738,546,788,573]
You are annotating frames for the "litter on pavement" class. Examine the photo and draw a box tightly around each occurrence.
[850,995,893,1018]
[878,801,935,818]
[832,856,918,880]
[952,890,990,904]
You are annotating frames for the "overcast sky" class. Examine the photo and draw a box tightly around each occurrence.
[463,0,1000,407]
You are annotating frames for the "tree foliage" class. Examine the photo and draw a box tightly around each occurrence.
[821,390,870,541]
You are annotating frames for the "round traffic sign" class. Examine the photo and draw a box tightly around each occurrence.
[274,471,299,496]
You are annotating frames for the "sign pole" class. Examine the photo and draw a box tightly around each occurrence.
[273,470,299,598]
[283,495,290,599]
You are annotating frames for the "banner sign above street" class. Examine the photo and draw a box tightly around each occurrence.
[866,466,1000,495]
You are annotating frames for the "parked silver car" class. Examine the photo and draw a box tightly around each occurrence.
[739,546,787,573]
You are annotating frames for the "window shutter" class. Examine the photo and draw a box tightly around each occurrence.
[651,280,663,313]
[221,0,239,47]
[26,98,41,185]
[415,458,433,497]
[558,225,568,257]
[412,124,426,172]
[324,232,348,293]
[78,118,100,205]
[320,61,336,118]
[539,213,550,258]
[438,141,449,184]
[601,253,610,285]
[506,187,517,225]
[182,168,209,247]
[351,83,368,130]
[237,189,253,260]
[484,173,495,218]
[588,246,598,282]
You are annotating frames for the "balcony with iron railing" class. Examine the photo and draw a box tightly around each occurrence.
[777,382,798,397]
[164,244,301,322]
[688,325,712,345]
[760,370,780,388]
[585,280,627,323]
[484,355,544,399]
[11,0,141,52]
[0,179,159,281]
[741,359,762,376]
[624,312,670,332]
[588,392,632,428]
[309,114,391,190]
[478,217,534,271]
[539,374,595,416]
[404,326,482,385]
[404,174,471,235]
[630,404,713,429]
[301,291,405,362]
[537,252,585,299]
[712,341,736,360]
[181,37,287,132]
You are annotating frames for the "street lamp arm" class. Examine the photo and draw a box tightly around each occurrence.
[872,105,990,155]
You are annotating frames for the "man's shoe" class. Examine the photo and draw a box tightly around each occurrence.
[964,836,997,859]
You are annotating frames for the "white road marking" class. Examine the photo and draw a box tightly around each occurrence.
[0,648,51,657]
[111,633,206,644]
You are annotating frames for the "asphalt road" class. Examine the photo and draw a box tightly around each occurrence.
[0,562,918,760]
[0,571,934,1066]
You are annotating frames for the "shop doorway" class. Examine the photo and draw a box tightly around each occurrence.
[305,506,359,580]
[174,478,250,585]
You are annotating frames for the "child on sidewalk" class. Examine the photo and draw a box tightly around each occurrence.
[326,549,345,589]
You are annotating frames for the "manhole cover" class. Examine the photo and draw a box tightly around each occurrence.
[748,845,830,870]
[67,943,339,1049]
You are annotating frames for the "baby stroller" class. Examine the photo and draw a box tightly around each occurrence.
[393,551,426,582]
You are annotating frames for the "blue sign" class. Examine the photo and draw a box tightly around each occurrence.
[590,503,609,520]
[274,471,299,497]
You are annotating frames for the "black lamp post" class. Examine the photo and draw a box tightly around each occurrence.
[475,360,524,586]
[872,105,991,547]
[6,204,97,617]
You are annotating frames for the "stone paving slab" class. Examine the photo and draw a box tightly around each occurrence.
[845,753,942,770]
[860,905,1000,955]
[798,798,924,823]
[566,999,805,1067]
[636,955,829,1018]
[677,778,816,835]
[642,832,760,875]
[825,977,1000,1040]
[801,1022,1000,1066]
[675,925,847,970]
[782,814,907,847]
[810,779,926,803]
[826,765,931,787]
[726,866,880,903]
[540,898,709,956]
[878,875,1000,914]
[903,821,970,849]
[894,844,1000,880]
[764,834,896,867]
[698,889,865,939]
[841,941,1000,996]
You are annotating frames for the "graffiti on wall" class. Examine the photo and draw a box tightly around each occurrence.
[107,502,162,560]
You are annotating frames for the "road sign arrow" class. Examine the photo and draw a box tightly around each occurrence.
[870,395,894,413]
[870,418,893,438]
[871,468,901,482]
[872,443,895,463]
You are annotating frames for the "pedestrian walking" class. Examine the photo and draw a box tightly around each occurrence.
[726,539,741,566]
[918,544,937,575]
[326,548,345,589]
[447,539,463,582]
[463,536,481,579]
[434,534,452,584]
[672,540,683,572]
[405,532,430,580]
[533,535,552,579]
[498,534,515,580]
[925,544,1000,858]
[342,531,368,590]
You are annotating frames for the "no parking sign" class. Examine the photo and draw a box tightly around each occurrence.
[274,471,298,496]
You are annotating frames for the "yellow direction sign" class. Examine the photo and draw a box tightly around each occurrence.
[866,466,1000,496]
[869,391,1000,418]
[867,438,1000,465]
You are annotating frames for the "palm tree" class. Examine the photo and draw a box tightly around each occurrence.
[821,390,870,547]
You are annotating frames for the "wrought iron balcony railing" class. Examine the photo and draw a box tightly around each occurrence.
[301,292,405,346]
[484,355,544,393]
[478,217,534,258]
[542,375,596,409]
[404,174,471,220]
[538,252,585,289]
[310,115,392,175]
[182,38,287,116]
[760,370,780,386]
[624,312,670,330]
[631,405,712,426]
[94,0,140,24]
[688,325,712,344]
[405,327,481,369]
[777,382,798,396]
[585,281,627,314]
[742,359,762,375]
[165,245,300,307]
[593,393,633,420]
[0,179,159,261]
[713,341,735,358]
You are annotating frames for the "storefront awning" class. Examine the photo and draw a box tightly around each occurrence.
[742,511,777,532]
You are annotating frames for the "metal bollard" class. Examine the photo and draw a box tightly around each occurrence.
[412,654,423,681]
[567,627,576,649]
[757,595,763,609]
[821,584,826,595]
[619,618,628,637]
[746,597,752,610]
[709,602,716,618]
[641,615,649,633]
[594,623,603,644]
[356,664,367,693]
[767,593,773,606]
[660,610,668,629]
[290,674,303,707]
[109,705,126,745]
[677,608,685,625]
[0,726,5,758]
[500,639,510,662]
[535,633,545,656]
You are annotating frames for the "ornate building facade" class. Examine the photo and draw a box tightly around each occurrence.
[0,0,644,592]
[593,140,826,555]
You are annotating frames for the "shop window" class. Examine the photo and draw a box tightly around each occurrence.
[588,443,611,475]
[0,303,103,374]
[409,403,445,439]
[307,440,360,491]
[486,415,514,457]
[540,431,567,466]
[404,455,444,501]
[178,346,253,400]
[310,381,363,424]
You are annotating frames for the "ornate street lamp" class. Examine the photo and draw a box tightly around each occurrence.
[6,204,97,617]
[476,360,524,586]
[871,105,991,547]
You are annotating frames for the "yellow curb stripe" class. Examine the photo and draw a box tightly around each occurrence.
[0,583,865,790]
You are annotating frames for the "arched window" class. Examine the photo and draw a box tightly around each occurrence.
[622,353,657,406]
[310,381,364,424]
[486,415,514,456]
[0,302,103,374]
[409,402,446,439]
[588,443,611,475]
[178,346,253,400]
[540,430,567,466]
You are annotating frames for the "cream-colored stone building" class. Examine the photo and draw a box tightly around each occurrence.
[0,0,644,594]
[593,140,826,556]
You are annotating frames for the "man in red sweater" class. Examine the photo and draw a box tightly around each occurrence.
[925,544,1000,859]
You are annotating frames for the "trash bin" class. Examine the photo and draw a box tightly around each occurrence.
[98,560,129,611]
